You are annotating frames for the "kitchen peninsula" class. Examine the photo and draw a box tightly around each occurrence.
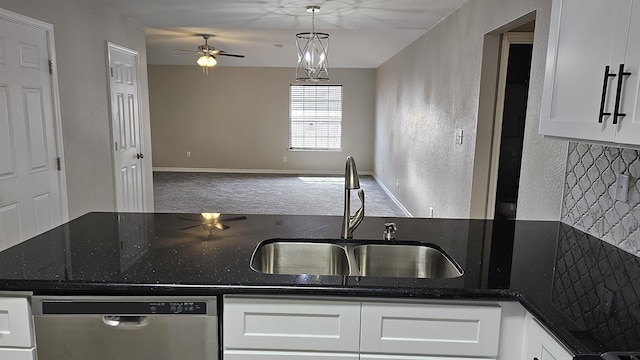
[0,212,638,359]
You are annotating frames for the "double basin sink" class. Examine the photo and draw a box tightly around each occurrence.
[250,239,463,279]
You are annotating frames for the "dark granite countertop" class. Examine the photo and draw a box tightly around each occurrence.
[0,212,639,359]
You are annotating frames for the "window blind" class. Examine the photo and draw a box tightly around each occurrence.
[289,84,342,150]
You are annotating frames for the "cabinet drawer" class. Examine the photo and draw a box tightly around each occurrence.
[361,355,493,360]
[0,298,33,347]
[0,347,36,360]
[224,296,360,352]
[360,302,501,357]
[224,350,359,360]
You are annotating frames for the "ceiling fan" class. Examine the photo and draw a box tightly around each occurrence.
[174,34,245,73]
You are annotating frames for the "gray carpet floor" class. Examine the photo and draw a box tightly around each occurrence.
[153,172,406,217]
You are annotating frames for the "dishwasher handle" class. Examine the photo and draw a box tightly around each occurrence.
[103,315,150,328]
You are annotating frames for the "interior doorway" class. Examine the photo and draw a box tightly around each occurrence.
[490,33,534,219]
[107,43,145,212]
[0,8,68,251]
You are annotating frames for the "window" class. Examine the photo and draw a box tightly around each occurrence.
[289,84,342,150]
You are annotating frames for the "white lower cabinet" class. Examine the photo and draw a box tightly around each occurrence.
[361,356,488,360]
[223,296,502,360]
[522,314,573,360]
[224,351,359,360]
[361,301,501,358]
[223,296,360,354]
[0,297,36,360]
[0,348,37,360]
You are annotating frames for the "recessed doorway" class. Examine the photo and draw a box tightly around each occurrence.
[491,33,534,220]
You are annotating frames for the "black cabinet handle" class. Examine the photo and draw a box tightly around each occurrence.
[613,63,632,125]
[136,153,144,159]
[599,65,616,123]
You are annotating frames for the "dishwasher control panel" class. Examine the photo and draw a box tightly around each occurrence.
[41,300,208,315]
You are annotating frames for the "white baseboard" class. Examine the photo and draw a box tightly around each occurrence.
[372,174,413,217]
[153,167,373,176]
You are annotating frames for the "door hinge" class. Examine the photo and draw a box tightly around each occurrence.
[110,67,114,77]
[48,60,53,75]
[115,142,118,151]
[56,157,61,171]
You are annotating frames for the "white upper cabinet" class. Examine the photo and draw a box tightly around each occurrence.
[616,1,640,144]
[539,0,640,145]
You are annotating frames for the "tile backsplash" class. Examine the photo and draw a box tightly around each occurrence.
[562,142,640,257]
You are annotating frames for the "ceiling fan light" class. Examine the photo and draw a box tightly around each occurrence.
[206,55,217,67]
[197,55,209,67]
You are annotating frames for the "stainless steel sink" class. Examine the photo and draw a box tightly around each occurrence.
[353,244,463,278]
[250,240,463,278]
[250,241,350,276]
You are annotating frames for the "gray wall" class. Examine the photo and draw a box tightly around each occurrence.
[375,0,567,220]
[0,0,154,219]
[149,66,376,172]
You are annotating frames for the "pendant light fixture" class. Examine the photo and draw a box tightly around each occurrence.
[296,5,329,81]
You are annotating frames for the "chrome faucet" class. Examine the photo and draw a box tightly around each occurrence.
[341,156,365,239]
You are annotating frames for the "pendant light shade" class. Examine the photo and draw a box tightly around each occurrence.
[296,6,329,81]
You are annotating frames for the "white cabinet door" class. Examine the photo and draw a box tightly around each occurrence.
[361,355,490,360]
[0,297,33,348]
[539,0,632,142]
[360,301,501,358]
[0,348,36,360]
[615,0,640,145]
[523,316,573,360]
[224,351,358,360]
[223,296,361,353]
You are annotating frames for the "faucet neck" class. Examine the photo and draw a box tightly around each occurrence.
[345,156,360,189]
[341,156,365,239]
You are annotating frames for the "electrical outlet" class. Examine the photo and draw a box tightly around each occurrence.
[282,156,287,163]
[455,129,463,144]
[616,174,629,202]
[186,151,191,158]
[396,179,399,188]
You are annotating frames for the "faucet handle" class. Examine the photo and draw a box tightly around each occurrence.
[383,222,396,241]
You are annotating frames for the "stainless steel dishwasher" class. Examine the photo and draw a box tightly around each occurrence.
[31,296,219,360]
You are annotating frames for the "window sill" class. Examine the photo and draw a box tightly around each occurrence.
[288,148,343,152]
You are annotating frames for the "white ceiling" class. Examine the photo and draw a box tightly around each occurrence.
[99,0,469,68]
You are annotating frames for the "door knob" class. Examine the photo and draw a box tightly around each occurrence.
[136,153,144,159]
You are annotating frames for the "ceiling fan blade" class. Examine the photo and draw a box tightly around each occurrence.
[221,216,248,222]
[218,53,245,58]
[213,222,231,231]
[178,217,201,222]
[179,224,202,230]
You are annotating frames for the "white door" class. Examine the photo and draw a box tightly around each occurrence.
[0,10,66,250]
[107,43,144,212]
[539,0,631,142]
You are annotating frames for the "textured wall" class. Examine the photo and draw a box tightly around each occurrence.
[148,66,376,172]
[0,0,154,218]
[562,143,640,256]
[375,0,567,220]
